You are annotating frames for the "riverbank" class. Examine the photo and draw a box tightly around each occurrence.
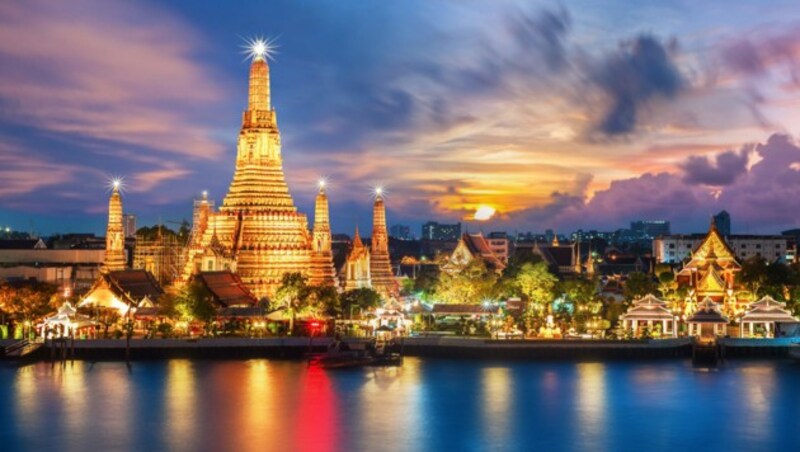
[5,336,797,362]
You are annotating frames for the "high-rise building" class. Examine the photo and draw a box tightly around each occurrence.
[714,210,731,237]
[421,221,461,241]
[630,220,671,239]
[122,214,137,239]
[389,224,411,240]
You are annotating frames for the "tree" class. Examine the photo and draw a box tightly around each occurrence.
[623,272,658,301]
[515,262,557,319]
[413,265,440,298]
[657,269,676,298]
[174,282,216,333]
[274,272,310,334]
[340,288,382,318]
[435,259,498,304]
[308,285,340,317]
[740,256,769,297]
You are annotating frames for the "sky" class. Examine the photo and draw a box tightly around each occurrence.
[2,0,800,236]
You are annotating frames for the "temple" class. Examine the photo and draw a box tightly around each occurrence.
[369,191,400,299]
[104,181,126,271]
[308,181,338,287]
[676,218,742,310]
[343,227,371,290]
[181,47,318,299]
[443,232,506,274]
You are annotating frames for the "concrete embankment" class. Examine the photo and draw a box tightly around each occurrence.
[719,338,800,358]
[17,336,799,362]
[401,337,693,360]
[39,337,338,360]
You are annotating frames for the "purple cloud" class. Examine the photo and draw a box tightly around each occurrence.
[680,148,751,186]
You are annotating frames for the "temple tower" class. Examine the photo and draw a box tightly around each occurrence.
[369,191,399,299]
[343,226,371,290]
[183,45,313,299]
[308,181,338,287]
[104,181,126,271]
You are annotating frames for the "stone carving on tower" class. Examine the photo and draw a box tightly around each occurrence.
[343,226,372,290]
[104,181,126,271]
[181,42,317,299]
[308,181,338,287]
[369,190,399,299]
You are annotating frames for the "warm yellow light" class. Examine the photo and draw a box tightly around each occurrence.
[474,205,496,221]
[318,179,326,189]
[243,36,277,61]
[375,186,383,197]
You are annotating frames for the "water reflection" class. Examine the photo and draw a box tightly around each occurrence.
[482,366,512,447]
[165,360,196,451]
[576,363,607,450]
[2,359,799,451]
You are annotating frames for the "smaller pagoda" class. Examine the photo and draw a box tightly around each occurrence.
[739,295,799,338]
[619,294,677,337]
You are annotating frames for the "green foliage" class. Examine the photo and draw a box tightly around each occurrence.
[515,262,557,317]
[413,265,441,295]
[0,282,60,321]
[435,259,498,304]
[623,272,659,301]
[175,282,216,324]
[308,285,340,317]
[340,288,382,317]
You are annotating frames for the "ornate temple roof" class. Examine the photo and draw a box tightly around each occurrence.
[444,232,506,273]
[688,297,729,324]
[194,271,257,307]
[740,295,799,323]
[620,294,675,321]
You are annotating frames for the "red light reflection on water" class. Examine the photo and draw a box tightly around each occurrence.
[294,365,339,452]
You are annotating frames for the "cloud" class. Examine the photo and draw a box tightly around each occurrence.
[590,35,685,135]
[0,0,229,159]
[680,148,752,186]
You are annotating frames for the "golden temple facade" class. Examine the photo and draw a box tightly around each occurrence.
[369,194,400,299]
[309,183,338,287]
[182,52,323,299]
[676,219,742,309]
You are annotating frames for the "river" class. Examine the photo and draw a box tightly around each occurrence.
[1,358,798,451]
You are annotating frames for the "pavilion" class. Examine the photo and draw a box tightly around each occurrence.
[687,297,729,338]
[739,295,799,338]
[619,294,677,338]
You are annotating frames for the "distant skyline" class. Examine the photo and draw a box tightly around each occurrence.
[3,1,800,236]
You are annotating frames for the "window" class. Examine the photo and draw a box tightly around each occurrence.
[669,244,675,249]
[756,244,761,249]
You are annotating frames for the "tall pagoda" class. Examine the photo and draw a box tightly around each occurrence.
[104,181,126,271]
[369,191,399,299]
[308,181,338,287]
[676,218,741,308]
[182,44,317,299]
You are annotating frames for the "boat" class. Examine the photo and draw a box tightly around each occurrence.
[312,349,374,369]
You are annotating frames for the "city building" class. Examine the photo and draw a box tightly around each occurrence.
[486,232,510,264]
[421,221,461,241]
[713,210,731,237]
[654,234,787,263]
[123,214,137,239]
[132,228,184,287]
[389,224,411,240]
[630,220,671,239]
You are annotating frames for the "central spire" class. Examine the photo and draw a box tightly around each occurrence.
[247,57,270,112]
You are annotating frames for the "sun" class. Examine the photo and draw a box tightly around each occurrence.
[473,205,496,221]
